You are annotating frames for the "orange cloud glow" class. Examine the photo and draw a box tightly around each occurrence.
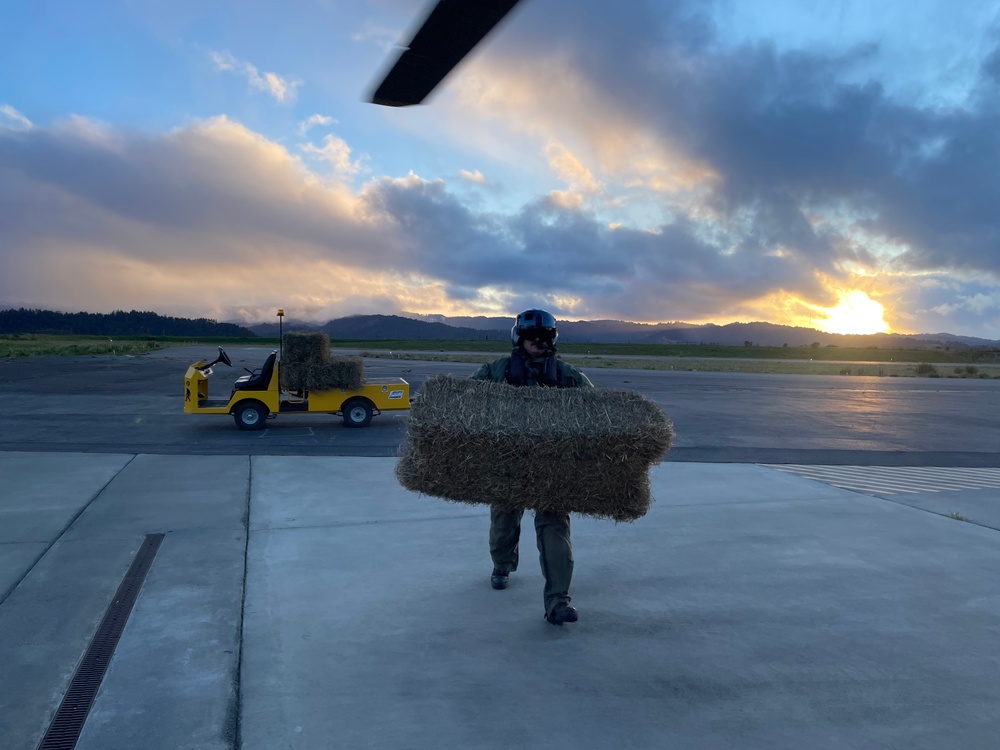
[446,57,717,201]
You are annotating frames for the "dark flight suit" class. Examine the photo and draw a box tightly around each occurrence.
[470,348,594,617]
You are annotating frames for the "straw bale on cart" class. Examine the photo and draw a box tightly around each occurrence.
[280,331,364,391]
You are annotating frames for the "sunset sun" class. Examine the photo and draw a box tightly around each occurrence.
[816,291,890,335]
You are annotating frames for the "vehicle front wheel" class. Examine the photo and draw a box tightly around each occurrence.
[342,398,373,428]
[233,401,268,431]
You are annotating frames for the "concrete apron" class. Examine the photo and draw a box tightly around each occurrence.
[243,458,1000,750]
[2,454,1000,749]
[0,453,248,750]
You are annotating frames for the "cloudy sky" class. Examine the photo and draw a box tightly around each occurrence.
[2,0,999,336]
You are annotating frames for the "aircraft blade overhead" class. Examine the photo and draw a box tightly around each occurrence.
[369,0,523,107]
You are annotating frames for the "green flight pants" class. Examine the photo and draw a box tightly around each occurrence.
[490,507,573,615]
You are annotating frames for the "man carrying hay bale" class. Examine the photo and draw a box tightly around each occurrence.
[396,311,673,624]
[470,309,593,626]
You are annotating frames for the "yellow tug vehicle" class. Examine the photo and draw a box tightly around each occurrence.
[184,347,410,430]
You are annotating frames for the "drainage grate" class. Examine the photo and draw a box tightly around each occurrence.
[37,533,165,750]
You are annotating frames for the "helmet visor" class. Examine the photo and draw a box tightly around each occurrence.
[521,329,556,342]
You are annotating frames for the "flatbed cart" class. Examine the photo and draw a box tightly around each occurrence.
[183,347,410,430]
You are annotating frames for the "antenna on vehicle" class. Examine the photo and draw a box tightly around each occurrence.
[277,308,285,361]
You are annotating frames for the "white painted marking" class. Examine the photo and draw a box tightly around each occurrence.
[763,465,1000,496]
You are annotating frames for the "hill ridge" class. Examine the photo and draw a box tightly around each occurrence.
[251,313,1000,349]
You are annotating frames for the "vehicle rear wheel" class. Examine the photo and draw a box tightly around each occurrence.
[233,401,268,431]
[342,398,373,428]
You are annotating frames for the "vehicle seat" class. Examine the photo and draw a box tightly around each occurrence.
[234,351,277,391]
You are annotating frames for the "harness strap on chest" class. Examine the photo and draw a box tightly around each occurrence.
[505,349,560,387]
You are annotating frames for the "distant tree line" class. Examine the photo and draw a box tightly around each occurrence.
[0,308,256,338]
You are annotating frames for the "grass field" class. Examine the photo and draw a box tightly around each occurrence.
[339,338,1000,364]
[2,334,999,378]
[0,334,166,357]
[359,350,1000,378]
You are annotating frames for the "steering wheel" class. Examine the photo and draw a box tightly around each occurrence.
[199,346,234,371]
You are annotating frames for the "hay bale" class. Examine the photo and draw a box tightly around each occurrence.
[396,375,674,522]
[282,331,330,364]
[307,357,363,391]
[280,357,364,391]
[280,331,364,390]
[279,362,309,390]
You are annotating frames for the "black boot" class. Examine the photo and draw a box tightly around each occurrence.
[545,604,578,625]
[490,568,510,590]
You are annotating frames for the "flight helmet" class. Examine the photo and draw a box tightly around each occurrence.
[511,309,559,348]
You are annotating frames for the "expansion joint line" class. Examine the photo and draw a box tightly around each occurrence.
[232,455,252,750]
[0,454,139,608]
